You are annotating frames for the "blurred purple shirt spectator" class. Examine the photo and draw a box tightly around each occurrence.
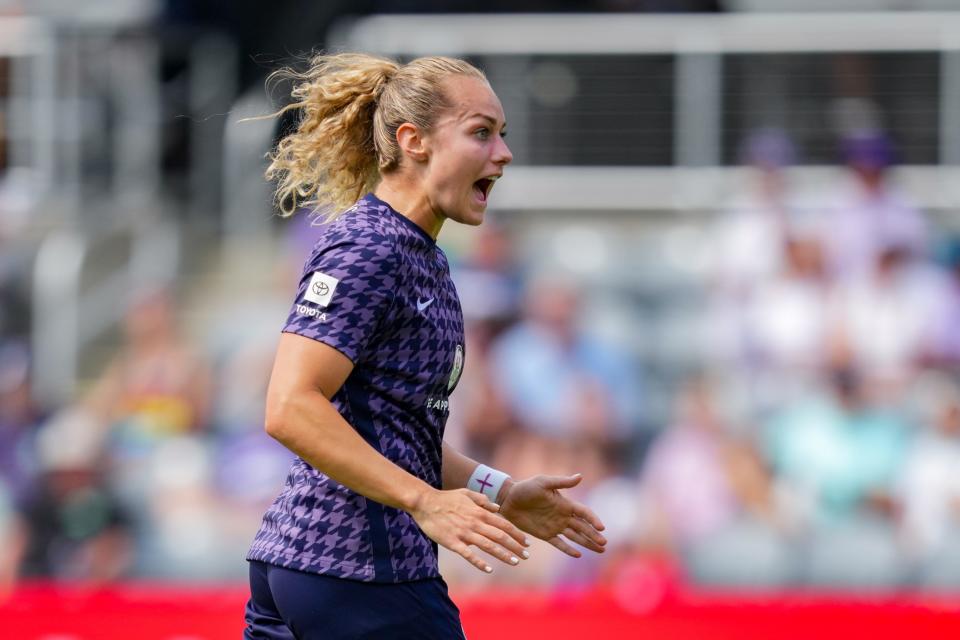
[0,341,44,504]
[928,241,960,366]
[820,133,928,282]
[642,420,737,545]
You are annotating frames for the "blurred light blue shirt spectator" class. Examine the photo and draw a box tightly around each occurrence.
[489,276,643,442]
[765,370,907,523]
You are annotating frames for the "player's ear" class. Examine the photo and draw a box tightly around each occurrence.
[396,122,429,163]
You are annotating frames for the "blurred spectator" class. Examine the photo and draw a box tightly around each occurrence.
[446,322,517,461]
[482,272,642,555]
[68,286,215,573]
[711,129,796,298]
[0,341,44,505]
[764,367,908,587]
[641,378,791,586]
[765,367,906,523]
[707,130,831,413]
[20,409,133,582]
[0,342,37,590]
[827,237,951,387]
[926,239,960,368]
[897,373,960,587]
[489,274,643,445]
[819,132,928,282]
[87,287,212,441]
[138,436,236,580]
[448,220,523,460]
[452,219,523,330]
[742,219,830,376]
[706,129,809,377]
[0,482,25,597]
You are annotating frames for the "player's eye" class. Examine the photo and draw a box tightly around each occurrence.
[474,128,490,140]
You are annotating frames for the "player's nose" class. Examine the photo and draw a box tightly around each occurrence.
[493,137,513,166]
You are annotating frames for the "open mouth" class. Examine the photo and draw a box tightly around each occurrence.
[473,177,497,203]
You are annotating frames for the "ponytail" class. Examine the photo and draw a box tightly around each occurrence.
[265,53,397,217]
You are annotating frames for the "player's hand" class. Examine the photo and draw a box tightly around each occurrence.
[498,474,607,558]
[409,488,530,574]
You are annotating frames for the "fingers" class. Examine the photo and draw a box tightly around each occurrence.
[453,521,529,573]
[450,541,494,574]
[462,489,528,548]
[541,475,609,535]
[563,525,605,554]
[448,490,530,574]
[464,489,501,514]
[547,535,582,559]
[482,510,530,549]
[544,478,605,532]
[465,531,524,569]
[549,484,606,543]
[476,520,529,559]
[571,502,605,532]
[569,516,607,551]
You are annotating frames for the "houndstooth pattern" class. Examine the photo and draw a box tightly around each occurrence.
[247,194,465,583]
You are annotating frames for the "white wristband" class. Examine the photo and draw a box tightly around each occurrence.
[468,464,511,505]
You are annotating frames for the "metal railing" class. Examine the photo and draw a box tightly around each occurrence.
[331,12,960,211]
[31,216,180,408]
[1,16,58,198]
[8,14,239,406]
[221,88,275,247]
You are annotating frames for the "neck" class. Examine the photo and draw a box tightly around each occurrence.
[374,176,445,240]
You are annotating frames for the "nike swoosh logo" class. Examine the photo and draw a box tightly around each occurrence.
[417,298,435,312]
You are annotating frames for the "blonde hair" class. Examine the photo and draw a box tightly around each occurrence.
[264,52,486,218]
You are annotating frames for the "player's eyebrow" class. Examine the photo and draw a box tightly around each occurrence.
[468,113,506,129]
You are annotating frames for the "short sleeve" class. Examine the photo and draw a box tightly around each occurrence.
[283,232,399,364]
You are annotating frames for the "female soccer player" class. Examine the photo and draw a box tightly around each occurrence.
[244,53,607,639]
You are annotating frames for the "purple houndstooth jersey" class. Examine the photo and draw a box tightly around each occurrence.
[247,194,466,583]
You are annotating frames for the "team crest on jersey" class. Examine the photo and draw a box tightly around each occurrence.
[448,344,464,391]
[303,271,339,307]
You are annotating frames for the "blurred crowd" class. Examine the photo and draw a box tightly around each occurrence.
[445,127,960,593]
[678,129,960,591]
[2,127,960,597]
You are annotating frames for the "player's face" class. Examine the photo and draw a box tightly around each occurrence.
[422,76,512,226]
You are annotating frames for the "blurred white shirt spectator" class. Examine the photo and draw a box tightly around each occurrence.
[743,231,830,372]
[897,374,960,557]
[710,129,797,297]
[828,252,950,382]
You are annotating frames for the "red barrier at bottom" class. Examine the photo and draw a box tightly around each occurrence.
[3,581,960,639]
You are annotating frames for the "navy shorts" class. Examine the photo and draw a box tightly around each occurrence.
[243,560,467,639]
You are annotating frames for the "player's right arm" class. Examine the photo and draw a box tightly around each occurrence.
[264,332,528,573]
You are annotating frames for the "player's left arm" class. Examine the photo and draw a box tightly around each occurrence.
[441,442,607,557]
